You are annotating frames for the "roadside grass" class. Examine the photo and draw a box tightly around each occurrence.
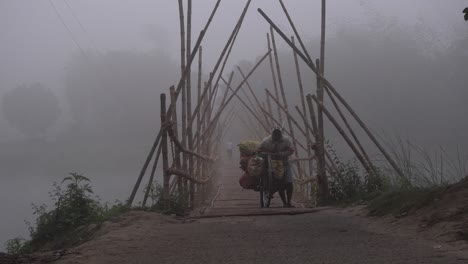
[326,137,467,217]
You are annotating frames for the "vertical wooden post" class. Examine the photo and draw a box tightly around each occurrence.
[307,93,327,204]
[170,86,183,193]
[178,0,188,196]
[195,45,202,202]
[160,94,170,210]
[186,0,195,207]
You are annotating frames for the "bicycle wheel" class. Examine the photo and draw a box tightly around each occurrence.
[259,177,271,208]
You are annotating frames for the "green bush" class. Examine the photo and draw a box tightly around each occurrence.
[27,173,101,250]
[145,183,189,215]
[326,144,387,204]
[6,174,190,255]
[4,237,31,255]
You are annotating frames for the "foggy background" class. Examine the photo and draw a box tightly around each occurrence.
[1,0,467,249]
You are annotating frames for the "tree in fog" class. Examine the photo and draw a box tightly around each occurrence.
[64,50,179,142]
[1,83,61,138]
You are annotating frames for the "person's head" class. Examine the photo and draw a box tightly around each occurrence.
[272,128,282,142]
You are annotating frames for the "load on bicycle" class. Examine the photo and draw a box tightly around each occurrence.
[238,128,295,208]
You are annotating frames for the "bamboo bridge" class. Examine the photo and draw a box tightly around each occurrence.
[125,0,404,215]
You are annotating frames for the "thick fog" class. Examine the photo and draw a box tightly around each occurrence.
[1,0,467,249]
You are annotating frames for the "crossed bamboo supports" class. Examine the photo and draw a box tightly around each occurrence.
[128,0,404,208]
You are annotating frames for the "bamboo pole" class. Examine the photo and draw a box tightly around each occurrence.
[170,86,183,193]
[130,26,206,204]
[189,0,251,127]
[142,142,163,207]
[166,0,222,119]
[262,102,272,129]
[311,94,375,179]
[317,0,327,203]
[257,8,405,178]
[204,50,271,136]
[315,59,328,202]
[305,92,328,203]
[270,26,302,178]
[295,105,338,173]
[186,0,195,206]
[177,0,187,147]
[292,36,313,178]
[267,33,282,124]
[259,107,308,152]
[237,67,270,127]
[266,92,274,127]
[221,77,270,133]
[206,24,241,117]
[277,0,312,62]
[219,72,233,107]
[266,89,307,138]
[160,94,170,209]
[323,82,378,178]
[236,77,259,118]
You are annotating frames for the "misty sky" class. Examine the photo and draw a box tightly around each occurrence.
[1,0,463,97]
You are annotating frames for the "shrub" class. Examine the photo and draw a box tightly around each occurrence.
[27,173,101,250]
[4,237,31,255]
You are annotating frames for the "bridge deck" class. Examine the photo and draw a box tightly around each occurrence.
[197,159,321,218]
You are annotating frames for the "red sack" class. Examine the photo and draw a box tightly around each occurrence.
[239,173,257,189]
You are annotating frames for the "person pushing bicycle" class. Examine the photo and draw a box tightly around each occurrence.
[257,128,295,208]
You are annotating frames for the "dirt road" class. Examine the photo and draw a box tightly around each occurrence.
[53,161,468,264]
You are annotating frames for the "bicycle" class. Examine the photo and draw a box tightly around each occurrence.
[257,152,279,208]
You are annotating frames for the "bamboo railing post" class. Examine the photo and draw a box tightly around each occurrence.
[142,142,163,207]
[186,0,195,207]
[170,86,183,193]
[295,105,338,174]
[267,33,282,124]
[195,46,202,201]
[177,1,188,186]
[315,59,328,203]
[160,94,170,210]
[306,93,327,204]
[318,0,328,203]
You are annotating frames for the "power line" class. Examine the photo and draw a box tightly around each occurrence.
[63,0,100,53]
[48,0,86,56]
